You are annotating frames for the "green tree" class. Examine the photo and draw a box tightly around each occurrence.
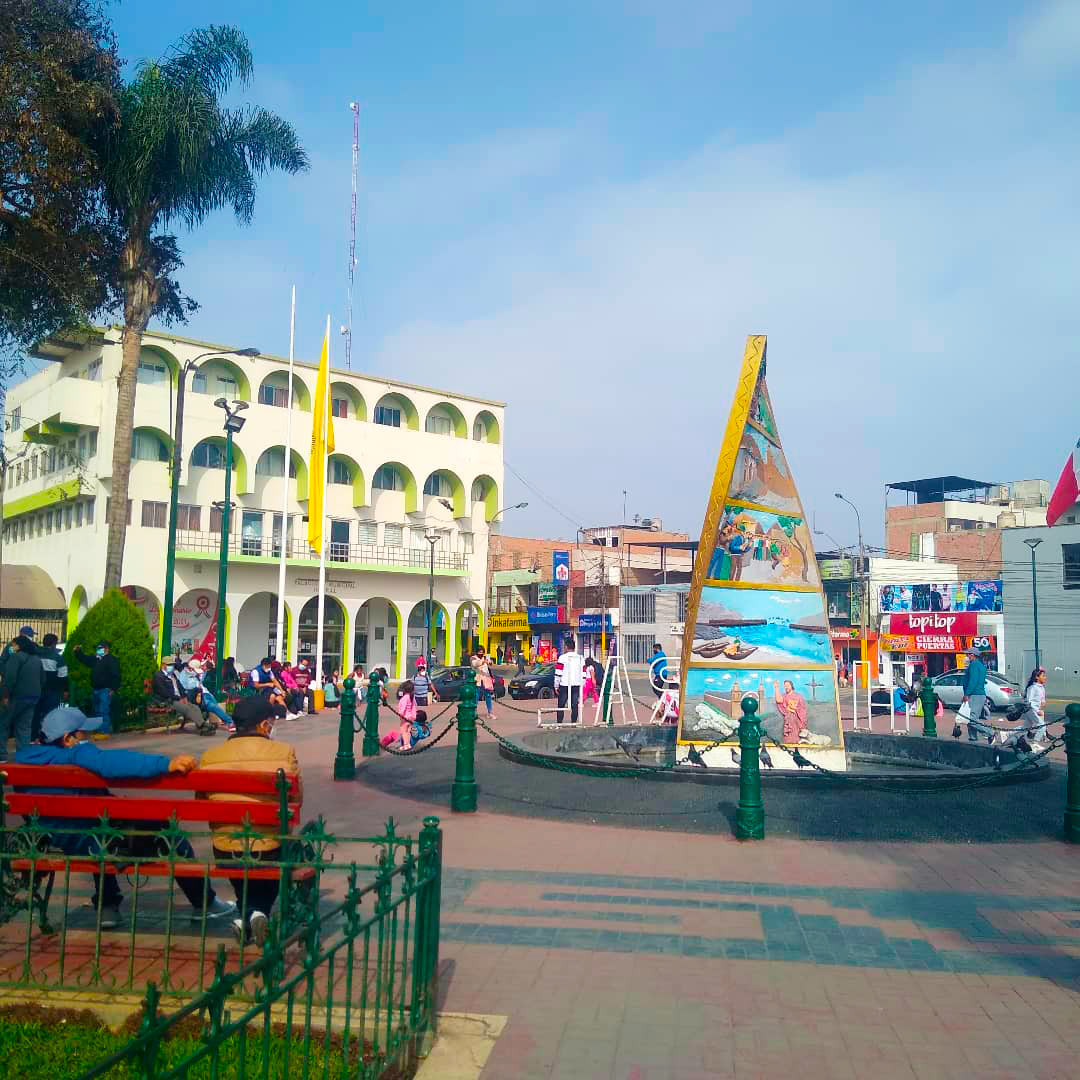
[64,588,156,727]
[775,515,809,582]
[0,0,121,376]
[100,25,308,589]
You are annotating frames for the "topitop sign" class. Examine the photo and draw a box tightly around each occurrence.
[889,612,977,636]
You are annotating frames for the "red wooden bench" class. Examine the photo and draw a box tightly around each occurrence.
[0,765,314,925]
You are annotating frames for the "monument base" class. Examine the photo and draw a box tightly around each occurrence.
[677,743,849,772]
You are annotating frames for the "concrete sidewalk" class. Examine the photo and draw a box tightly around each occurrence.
[110,710,1080,1078]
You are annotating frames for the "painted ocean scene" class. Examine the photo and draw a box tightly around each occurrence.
[691,587,831,666]
[682,667,840,746]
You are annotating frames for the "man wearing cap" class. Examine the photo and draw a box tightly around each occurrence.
[0,634,45,760]
[199,695,302,946]
[35,633,69,729]
[962,646,992,743]
[412,656,438,709]
[15,706,235,927]
[176,658,231,729]
[73,640,122,734]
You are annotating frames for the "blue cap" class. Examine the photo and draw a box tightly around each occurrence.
[41,706,103,743]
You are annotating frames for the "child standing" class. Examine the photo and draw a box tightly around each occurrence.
[382,679,417,749]
[582,661,599,705]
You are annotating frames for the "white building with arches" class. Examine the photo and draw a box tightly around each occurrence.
[2,328,504,679]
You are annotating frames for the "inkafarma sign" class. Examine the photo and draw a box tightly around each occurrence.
[678,335,846,771]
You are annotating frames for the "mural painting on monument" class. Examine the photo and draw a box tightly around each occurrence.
[729,429,802,514]
[705,504,819,588]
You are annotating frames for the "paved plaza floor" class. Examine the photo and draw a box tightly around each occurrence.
[85,704,1080,1077]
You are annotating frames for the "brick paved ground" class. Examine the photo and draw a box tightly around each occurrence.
[22,704,1080,1078]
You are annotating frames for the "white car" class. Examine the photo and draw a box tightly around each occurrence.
[931,669,1018,711]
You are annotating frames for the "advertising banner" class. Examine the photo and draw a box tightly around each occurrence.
[889,612,977,635]
[488,613,530,632]
[552,550,571,585]
[879,581,1003,613]
[577,614,613,633]
[537,582,558,604]
[880,633,996,654]
[528,605,566,625]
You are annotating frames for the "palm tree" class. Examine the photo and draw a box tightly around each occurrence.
[101,26,308,588]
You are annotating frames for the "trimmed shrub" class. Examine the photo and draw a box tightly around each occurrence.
[64,589,156,727]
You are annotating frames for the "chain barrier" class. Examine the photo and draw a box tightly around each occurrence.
[755,727,1064,794]
[381,720,458,756]
[354,698,457,733]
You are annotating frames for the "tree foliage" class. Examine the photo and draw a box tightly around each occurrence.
[0,0,121,374]
[64,588,156,722]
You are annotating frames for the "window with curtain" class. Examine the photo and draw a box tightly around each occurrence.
[424,472,452,498]
[332,397,349,419]
[132,432,167,462]
[373,465,404,491]
[137,359,168,385]
[384,524,403,546]
[192,441,226,468]
[256,447,297,477]
[471,478,488,503]
[425,411,452,435]
[177,504,201,530]
[258,381,289,407]
[328,458,353,485]
[373,404,401,427]
[356,520,377,544]
[472,417,487,441]
[191,371,208,394]
[141,501,167,528]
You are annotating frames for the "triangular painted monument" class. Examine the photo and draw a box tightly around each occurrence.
[677,335,846,770]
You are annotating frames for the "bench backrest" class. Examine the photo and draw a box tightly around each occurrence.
[0,766,301,829]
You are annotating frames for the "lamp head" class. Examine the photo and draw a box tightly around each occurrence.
[514,501,529,509]
[231,400,249,412]
[1024,538,1044,550]
[233,347,260,357]
[834,492,844,500]
[438,498,454,513]
[213,397,228,409]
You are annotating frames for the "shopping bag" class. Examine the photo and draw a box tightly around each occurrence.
[957,701,971,722]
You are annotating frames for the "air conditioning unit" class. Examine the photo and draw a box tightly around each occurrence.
[640,518,653,528]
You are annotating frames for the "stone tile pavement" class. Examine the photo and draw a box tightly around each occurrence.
[94,709,1080,1077]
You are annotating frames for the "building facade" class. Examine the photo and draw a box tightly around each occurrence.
[2,329,504,678]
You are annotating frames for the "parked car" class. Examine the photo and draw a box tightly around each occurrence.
[508,663,557,700]
[424,666,506,702]
[931,669,1018,711]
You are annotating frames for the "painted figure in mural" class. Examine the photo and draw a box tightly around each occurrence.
[772,678,807,743]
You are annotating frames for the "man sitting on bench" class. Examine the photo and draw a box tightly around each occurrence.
[14,706,236,928]
[199,695,302,946]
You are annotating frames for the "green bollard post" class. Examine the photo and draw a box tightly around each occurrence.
[919,680,938,739]
[1064,704,1080,843]
[451,667,478,813]
[735,695,765,841]
[334,677,357,780]
[361,675,382,758]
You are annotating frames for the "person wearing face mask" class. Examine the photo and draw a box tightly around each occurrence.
[73,640,121,734]
[198,696,302,946]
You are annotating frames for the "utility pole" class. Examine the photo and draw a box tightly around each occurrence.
[1024,538,1043,667]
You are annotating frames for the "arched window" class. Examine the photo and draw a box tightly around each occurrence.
[426,408,453,436]
[424,472,453,498]
[132,431,168,462]
[258,374,291,408]
[191,440,226,469]
[137,358,169,386]
[255,447,298,478]
[373,465,404,491]
[374,402,401,427]
[471,478,486,502]
[328,458,353,485]
[472,418,486,441]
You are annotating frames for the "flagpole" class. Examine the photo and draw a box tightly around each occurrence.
[315,314,330,686]
[275,286,296,662]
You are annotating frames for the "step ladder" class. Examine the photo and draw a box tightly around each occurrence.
[591,653,640,726]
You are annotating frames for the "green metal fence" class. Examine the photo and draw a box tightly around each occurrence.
[0,811,442,1078]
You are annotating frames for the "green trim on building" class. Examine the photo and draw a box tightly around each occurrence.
[3,478,82,519]
[175,550,467,576]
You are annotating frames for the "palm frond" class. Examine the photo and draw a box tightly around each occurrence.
[161,25,253,95]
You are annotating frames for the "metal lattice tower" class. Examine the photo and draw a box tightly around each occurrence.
[345,102,360,369]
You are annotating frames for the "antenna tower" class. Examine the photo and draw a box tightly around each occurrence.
[345,102,360,369]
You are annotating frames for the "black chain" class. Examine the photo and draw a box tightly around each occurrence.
[381,720,457,755]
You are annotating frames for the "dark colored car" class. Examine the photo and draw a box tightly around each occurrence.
[508,663,557,700]
[426,666,506,701]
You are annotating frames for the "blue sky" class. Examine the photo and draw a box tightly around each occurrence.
[102,1,1080,545]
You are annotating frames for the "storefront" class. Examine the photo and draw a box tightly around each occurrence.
[878,611,1000,688]
[828,627,878,687]
[486,611,530,663]
[528,605,569,662]
[577,613,613,660]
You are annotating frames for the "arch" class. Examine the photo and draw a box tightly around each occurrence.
[424,401,466,438]
[192,356,252,402]
[352,596,402,678]
[455,601,484,664]
[472,409,500,444]
[371,461,418,513]
[67,584,88,637]
[254,446,309,500]
[422,468,466,517]
[257,370,311,411]
[329,381,366,421]
[471,474,499,521]
[190,437,250,493]
[131,425,172,463]
[407,599,452,669]
[138,344,180,388]
[326,453,366,508]
[120,585,163,658]
[235,592,292,668]
[298,595,349,676]
[373,392,419,431]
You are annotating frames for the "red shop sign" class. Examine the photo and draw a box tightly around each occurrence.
[889,612,977,636]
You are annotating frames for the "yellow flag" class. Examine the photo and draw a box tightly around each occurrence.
[308,321,336,550]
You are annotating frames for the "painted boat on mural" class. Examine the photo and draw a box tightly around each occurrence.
[677,335,846,770]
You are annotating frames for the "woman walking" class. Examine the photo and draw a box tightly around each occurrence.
[1022,667,1048,750]
[471,648,496,719]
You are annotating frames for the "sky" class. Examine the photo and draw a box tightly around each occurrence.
[98,0,1080,548]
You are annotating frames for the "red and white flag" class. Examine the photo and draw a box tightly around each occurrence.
[1047,436,1080,526]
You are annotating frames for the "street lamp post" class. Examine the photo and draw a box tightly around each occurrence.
[211,398,248,694]
[484,502,528,657]
[834,493,866,687]
[425,531,439,667]
[161,347,259,659]
[1024,538,1043,667]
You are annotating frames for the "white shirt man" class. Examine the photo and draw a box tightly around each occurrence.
[554,639,584,725]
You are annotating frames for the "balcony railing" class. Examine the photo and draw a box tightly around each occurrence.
[176,530,469,571]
